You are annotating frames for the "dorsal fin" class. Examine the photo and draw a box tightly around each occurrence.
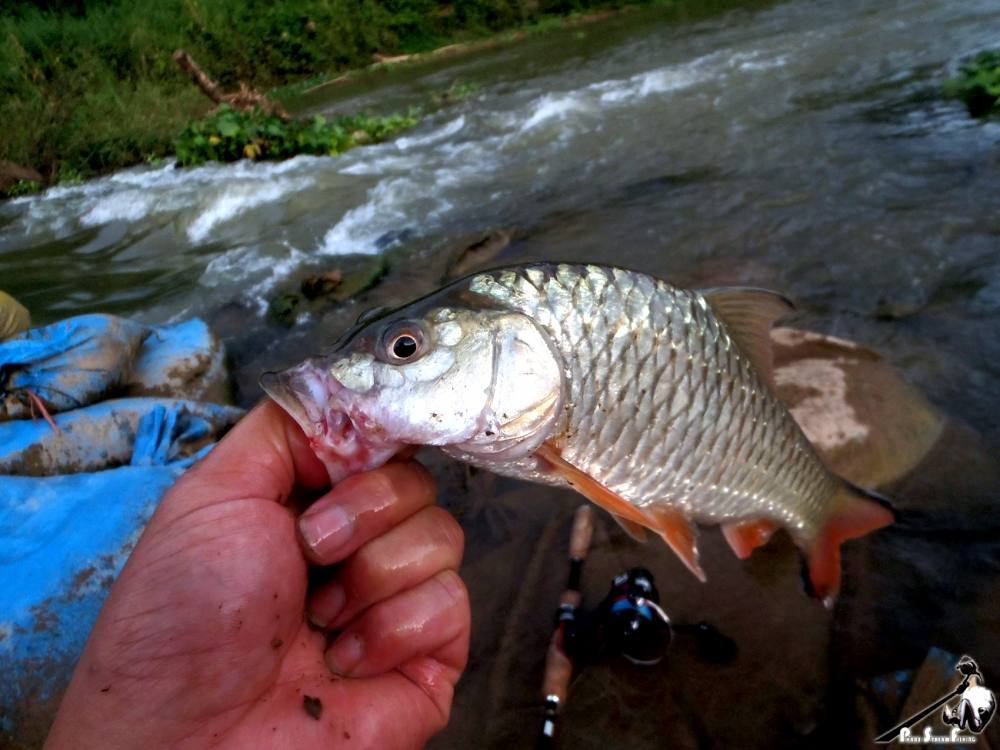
[700,287,794,388]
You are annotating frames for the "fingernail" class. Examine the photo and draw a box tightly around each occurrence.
[309,583,346,629]
[326,632,364,676]
[299,504,353,558]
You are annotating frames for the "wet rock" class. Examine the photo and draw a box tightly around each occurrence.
[874,297,924,321]
[328,258,388,302]
[771,327,944,488]
[300,270,343,300]
[267,292,303,326]
[447,230,514,279]
[271,260,388,324]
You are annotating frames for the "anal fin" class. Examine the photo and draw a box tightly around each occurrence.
[722,519,778,559]
[535,442,705,582]
[612,514,649,543]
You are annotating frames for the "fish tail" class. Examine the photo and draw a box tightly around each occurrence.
[803,480,896,606]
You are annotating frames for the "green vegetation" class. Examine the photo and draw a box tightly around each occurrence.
[3,180,44,198]
[1,0,768,194]
[175,106,420,166]
[945,50,1000,118]
[0,0,622,188]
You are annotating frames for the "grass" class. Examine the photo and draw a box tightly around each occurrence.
[945,49,1000,118]
[1,0,769,194]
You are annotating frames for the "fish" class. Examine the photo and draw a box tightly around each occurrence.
[261,263,894,602]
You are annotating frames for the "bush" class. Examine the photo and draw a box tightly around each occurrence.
[174,105,421,166]
[945,50,1000,118]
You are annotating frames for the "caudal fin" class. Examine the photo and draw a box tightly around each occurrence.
[805,482,895,606]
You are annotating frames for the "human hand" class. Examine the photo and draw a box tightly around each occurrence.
[45,401,469,749]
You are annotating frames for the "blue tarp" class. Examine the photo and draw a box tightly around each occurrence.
[0,313,244,741]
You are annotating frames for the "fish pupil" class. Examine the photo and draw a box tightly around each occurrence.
[393,335,418,359]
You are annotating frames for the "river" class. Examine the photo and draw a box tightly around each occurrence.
[2,0,999,745]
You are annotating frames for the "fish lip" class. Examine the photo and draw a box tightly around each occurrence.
[261,361,405,484]
[260,361,389,453]
[260,363,334,440]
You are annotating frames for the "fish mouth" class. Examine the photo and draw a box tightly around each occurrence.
[260,363,332,439]
[260,361,403,482]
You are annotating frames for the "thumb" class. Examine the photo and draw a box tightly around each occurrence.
[159,399,330,520]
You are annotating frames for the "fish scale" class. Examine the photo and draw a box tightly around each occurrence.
[468,263,834,543]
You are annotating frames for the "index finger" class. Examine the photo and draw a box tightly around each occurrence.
[159,399,330,518]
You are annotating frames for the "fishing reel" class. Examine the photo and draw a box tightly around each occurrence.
[597,568,672,665]
[597,567,738,666]
[538,508,737,747]
[562,567,738,668]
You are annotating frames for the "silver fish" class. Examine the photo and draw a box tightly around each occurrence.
[261,263,893,601]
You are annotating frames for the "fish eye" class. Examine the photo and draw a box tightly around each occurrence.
[381,321,427,364]
[393,335,417,358]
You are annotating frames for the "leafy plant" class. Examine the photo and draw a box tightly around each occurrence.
[432,80,482,105]
[944,50,1000,118]
[3,180,43,198]
[174,105,421,167]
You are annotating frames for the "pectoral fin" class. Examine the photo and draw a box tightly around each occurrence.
[534,442,705,581]
[722,519,778,559]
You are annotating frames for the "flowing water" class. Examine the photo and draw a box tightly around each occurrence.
[3,0,1000,746]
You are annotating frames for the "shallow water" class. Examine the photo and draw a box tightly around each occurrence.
[2,0,999,745]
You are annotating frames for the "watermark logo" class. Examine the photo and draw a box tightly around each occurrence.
[875,656,995,744]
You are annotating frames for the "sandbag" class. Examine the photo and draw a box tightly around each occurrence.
[0,314,149,420]
[126,318,229,403]
[0,397,244,476]
[0,291,30,340]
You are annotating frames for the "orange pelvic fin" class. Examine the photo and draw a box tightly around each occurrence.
[806,482,895,606]
[534,442,705,581]
[722,519,778,559]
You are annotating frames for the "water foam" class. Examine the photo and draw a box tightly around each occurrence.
[186,177,312,244]
[319,178,417,256]
[520,94,591,131]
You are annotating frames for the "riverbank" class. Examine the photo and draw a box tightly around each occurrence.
[0,0,773,197]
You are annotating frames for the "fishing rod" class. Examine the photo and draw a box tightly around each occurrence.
[538,504,594,748]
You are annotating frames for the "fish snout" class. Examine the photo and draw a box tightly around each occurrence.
[260,360,332,439]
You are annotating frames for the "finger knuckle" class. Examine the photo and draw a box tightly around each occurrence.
[431,569,468,611]
[423,508,464,561]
